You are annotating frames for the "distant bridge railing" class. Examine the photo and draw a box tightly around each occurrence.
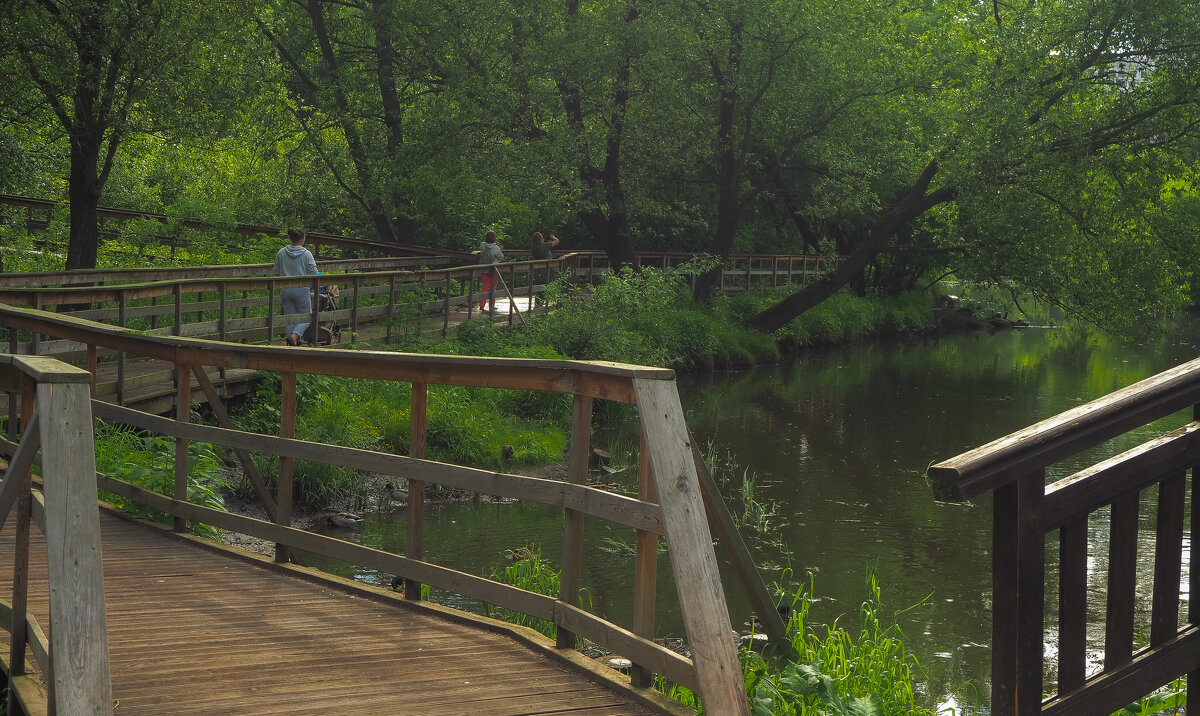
[0,303,773,715]
[0,354,110,715]
[929,359,1200,714]
[0,192,452,260]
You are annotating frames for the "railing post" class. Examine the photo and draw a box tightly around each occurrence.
[276,371,297,562]
[172,283,182,336]
[467,268,475,320]
[507,265,515,326]
[351,274,360,336]
[992,479,1019,714]
[557,393,592,649]
[386,275,396,345]
[87,344,98,398]
[991,469,1045,716]
[442,273,451,337]
[8,377,35,711]
[1057,516,1088,693]
[1191,423,1200,711]
[117,291,127,404]
[218,282,228,342]
[37,371,112,714]
[631,428,658,688]
[1014,470,1045,716]
[173,362,191,533]
[218,283,228,395]
[1150,473,1185,646]
[1105,491,1138,669]
[30,295,40,356]
[267,279,276,343]
[405,382,427,600]
[310,277,320,342]
[633,377,749,715]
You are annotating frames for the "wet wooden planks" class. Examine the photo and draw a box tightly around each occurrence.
[0,512,654,715]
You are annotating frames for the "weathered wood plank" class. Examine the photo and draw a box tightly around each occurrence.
[1150,472,1185,646]
[1045,627,1200,716]
[633,377,749,715]
[1057,517,1088,694]
[1043,423,1200,531]
[37,379,112,714]
[1105,492,1139,670]
[0,511,673,715]
[558,394,592,649]
[930,359,1200,501]
[90,401,666,534]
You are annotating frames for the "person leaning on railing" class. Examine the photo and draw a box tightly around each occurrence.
[273,227,319,346]
[530,231,560,289]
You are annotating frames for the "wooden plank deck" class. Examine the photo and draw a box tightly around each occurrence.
[0,511,664,715]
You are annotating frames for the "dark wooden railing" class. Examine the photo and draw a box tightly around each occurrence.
[0,354,110,715]
[929,357,1200,715]
[0,304,771,715]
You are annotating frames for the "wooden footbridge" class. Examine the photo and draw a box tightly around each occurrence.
[0,302,796,715]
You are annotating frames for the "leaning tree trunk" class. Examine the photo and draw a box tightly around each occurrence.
[744,161,955,333]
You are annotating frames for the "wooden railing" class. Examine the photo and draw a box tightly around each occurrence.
[0,354,110,715]
[0,257,573,364]
[928,358,1200,715]
[0,192,455,259]
[0,303,762,715]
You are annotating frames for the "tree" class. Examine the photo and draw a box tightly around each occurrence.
[745,0,1200,331]
[1,0,249,270]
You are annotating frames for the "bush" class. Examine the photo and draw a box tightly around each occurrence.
[94,422,228,539]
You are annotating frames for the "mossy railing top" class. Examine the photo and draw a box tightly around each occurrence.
[928,356,1200,714]
[0,303,753,715]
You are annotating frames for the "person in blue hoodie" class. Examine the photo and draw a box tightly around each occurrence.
[273,227,319,346]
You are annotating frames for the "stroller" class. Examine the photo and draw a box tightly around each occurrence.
[302,284,342,346]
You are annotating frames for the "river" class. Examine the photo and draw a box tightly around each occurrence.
[307,318,1200,711]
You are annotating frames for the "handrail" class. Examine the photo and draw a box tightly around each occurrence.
[928,355,1200,502]
[0,255,456,288]
[0,304,750,714]
[0,192,455,258]
[0,354,111,715]
[928,357,1200,715]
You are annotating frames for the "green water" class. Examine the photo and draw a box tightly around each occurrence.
[305,320,1200,710]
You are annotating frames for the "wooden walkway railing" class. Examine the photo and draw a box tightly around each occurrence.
[0,304,764,715]
[0,354,110,715]
[929,357,1200,715]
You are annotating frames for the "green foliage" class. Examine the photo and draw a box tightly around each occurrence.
[739,572,930,716]
[93,422,228,539]
[525,267,779,369]
[1113,681,1185,716]
[485,546,564,639]
[485,545,593,642]
[229,368,569,509]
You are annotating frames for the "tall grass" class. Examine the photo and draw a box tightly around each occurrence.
[93,421,228,538]
[229,370,570,509]
[484,545,592,642]
[658,571,933,716]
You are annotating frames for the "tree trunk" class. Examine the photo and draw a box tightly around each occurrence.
[693,18,743,302]
[308,0,398,244]
[744,161,955,333]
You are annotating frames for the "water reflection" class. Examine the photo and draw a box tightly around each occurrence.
[303,320,1200,710]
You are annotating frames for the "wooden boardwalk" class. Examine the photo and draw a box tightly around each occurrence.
[0,510,661,715]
